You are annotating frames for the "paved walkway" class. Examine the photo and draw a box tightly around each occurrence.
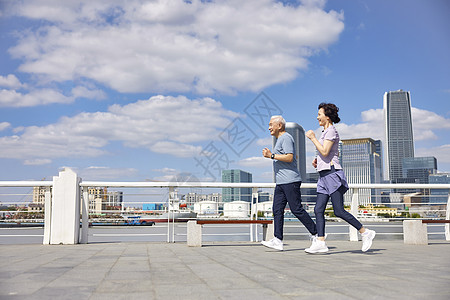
[1,240,449,299]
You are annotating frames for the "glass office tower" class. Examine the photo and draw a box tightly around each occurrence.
[429,173,450,204]
[341,138,383,205]
[383,90,414,181]
[222,169,252,203]
[402,157,437,184]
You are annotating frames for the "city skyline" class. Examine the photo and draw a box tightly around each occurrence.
[0,0,449,183]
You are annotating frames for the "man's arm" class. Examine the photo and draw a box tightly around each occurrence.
[263,148,293,162]
[273,153,293,163]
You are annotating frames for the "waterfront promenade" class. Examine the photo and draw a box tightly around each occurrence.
[1,240,449,299]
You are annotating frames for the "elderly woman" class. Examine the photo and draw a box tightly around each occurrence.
[305,103,376,253]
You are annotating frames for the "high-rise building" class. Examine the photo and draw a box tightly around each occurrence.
[272,122,306,182]
[253,191,272,203]
[374,140,383,180]
[222,170,252,203]
[185,192,222,206]
[429,173,450,204]
[402,157,437,184]
[106,191,123,207]
[341,138,383,205]
[401,156,438,203]
[32,186,51,205]
[383,90,414,181]
[88,187,107,215]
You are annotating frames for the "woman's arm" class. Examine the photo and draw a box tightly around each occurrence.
[305,130,334,157]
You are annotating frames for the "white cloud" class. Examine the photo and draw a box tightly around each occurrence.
[0,88,73,107]
[0,95,238,162]
[5,0,344,94]
[238,156,272,168]
[411,107,450,131]
[0,122,11,131]
[71,86,106,101]
[152,168,178,175]
[151,141,203,158]
[24,158,52,165]
[336,108,385,141]
[0,86,106,107]
[150,168,204,183]
[0,74,25,89]
[256,137,273,146]
[416,144,450,164]
[77,166,139,180]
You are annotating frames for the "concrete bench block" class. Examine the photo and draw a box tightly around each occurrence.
[403,220,428,245]
[187,220,202,247]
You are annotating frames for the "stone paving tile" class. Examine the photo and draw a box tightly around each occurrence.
[27,286,96,300]
[104,270,153,280]
[215,288,285,300]
[90,292,156,300]
[153,284,218,300]
[0,281,45,297]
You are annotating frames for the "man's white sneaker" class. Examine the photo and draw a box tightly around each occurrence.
[261,237,283,251]
[305,240,328,254]
[361,229,376,252]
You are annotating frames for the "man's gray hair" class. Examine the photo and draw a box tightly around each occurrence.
[270,115,286,130]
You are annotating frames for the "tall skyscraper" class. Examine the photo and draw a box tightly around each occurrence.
[384,90,414,181]
[341,138,383,205]
[272,122,306,182]
[222,169,252,203]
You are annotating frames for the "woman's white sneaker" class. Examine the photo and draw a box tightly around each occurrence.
[305,240,329,254]
[361,229,376,252]
[261,237,284,251]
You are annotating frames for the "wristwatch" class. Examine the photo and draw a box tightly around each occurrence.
[271,153,275,159]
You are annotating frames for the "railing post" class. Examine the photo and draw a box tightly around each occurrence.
[49,168,81,244]
[42,189,51,244]
[252,187,259,242]
[168,186,175,243]
[349,188,359,241]
[80,187,89,244]
[446,193,450,241]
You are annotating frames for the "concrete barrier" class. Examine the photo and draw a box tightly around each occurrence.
[187,220,203,247]
[48,168,81,245]
[403,220,428,245]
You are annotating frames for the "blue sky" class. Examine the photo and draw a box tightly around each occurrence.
[0,0,449,184]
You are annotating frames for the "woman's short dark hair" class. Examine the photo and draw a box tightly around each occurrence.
[318,103,341,123]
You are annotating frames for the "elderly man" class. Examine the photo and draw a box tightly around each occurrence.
[262,115,317,251]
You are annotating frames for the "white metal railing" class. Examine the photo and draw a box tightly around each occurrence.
[1,170,449,244]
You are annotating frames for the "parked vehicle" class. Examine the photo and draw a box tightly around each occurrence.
[125,216,155,226]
